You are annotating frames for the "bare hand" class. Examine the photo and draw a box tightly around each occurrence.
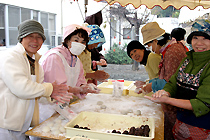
[51,82,73,103]
[97,59,107,66]
[81,83,101,94]
[68,86,83,94]
[152,90,170,98]
[144,90,170,103]
[144,95,169,103]
[134,81,146,88]
[135,88,146,94]
[141,83,152,93]
[93,70,110,81]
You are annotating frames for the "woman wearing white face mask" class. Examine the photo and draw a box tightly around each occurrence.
[39,24,100,123]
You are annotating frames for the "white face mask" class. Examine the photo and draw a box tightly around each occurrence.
[147,45,155,54]
[69,42,86,55]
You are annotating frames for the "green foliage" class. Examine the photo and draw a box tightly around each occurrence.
[151,6,180,18]
[104,43,133,64]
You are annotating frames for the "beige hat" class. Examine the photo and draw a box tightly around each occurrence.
[141,22,165,45]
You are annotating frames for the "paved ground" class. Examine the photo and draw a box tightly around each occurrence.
[98,64,149,82]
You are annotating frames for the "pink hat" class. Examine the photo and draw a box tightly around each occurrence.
[63,24,92,40]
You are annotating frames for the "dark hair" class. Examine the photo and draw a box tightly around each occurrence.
[127,40,146,58]
[157,33,171,46]
[171,27,186,41]
[62,28,89,48]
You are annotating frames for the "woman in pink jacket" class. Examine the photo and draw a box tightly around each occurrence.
[40,24,99,122]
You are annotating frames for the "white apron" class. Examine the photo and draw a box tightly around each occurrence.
[39,51,80,123]
[0,75,36,140]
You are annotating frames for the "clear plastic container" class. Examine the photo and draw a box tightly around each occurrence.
[112,79,124,97]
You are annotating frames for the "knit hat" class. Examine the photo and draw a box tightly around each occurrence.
[127,40,145,58]
[87,24,105,48]
[187,19,210,44]
[63,24,92,40]
[18,19,46,42]
[141,22,165,45]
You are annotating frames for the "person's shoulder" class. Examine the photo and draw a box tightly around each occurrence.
[148,53,161,58]
[167,43,186,53]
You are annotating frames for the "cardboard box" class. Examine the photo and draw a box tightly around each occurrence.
[65,111,155,140]
[97,79,134,95]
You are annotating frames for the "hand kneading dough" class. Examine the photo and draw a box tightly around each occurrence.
[42,126,50,133]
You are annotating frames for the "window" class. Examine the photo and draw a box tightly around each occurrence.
[21,8,30,22]
[9,30,18,45]
[0,4,5,46]
[8,6,20,45]
[41,12,49,45]
[1,4,56,46]
[49,14,56,45]
[8,6,20,27]
[33,11,38,21]
[123,28,132,39]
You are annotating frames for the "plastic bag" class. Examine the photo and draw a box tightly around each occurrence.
[53,102,77,121]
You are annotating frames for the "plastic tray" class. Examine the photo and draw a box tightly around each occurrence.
[97,79,134,95]
[65,111,155,140]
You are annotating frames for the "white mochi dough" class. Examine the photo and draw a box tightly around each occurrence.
[54,118,62,124]
[100,105,107,109]
[42,126,50,133]
[135,110,141,115]
[121,110,128,115]
[51,129,61,135]
[97,101,103,105]
[47,122,54,127]
[59,126,66,133]
[127,109,133,113]
[51,126,59,131]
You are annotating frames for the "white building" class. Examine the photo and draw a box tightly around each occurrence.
[0,0,109,55]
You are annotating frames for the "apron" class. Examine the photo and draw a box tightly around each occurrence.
[0,76,35,140]
[39,51,80,123]
[173,59,210,139]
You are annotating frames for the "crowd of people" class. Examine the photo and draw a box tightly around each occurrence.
[0,18,210,140]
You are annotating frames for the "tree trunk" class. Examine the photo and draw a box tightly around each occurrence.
[132,13,140,71]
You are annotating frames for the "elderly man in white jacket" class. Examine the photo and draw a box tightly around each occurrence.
[0,19,72,140]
